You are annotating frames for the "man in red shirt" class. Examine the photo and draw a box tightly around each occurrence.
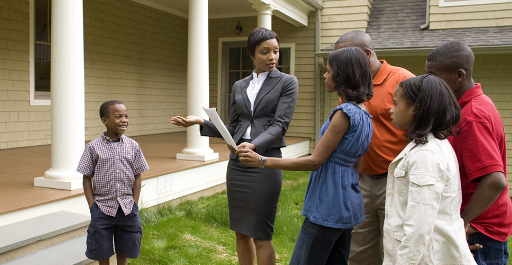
[426,41,512,265]
[335,30,415,265]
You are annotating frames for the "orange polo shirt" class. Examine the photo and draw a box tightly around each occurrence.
[363,61,414,175]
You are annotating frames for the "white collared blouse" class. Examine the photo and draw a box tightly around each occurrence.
[383,134,476,265]
[242,71,269,139]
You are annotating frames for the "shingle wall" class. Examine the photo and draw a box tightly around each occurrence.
[273,15,317,147]
[0,0,189,149]
[320,0,372,49]
[430,0,512,29]
[0,0,49,149]
[83,0,188,139]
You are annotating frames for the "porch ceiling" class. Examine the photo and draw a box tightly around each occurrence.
[131,0,316,26]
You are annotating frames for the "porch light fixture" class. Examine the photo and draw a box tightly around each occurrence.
[235,21,243,34]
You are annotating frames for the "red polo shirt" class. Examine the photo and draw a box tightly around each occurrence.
[448,84,512,242]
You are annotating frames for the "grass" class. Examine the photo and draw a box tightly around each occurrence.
[509,235,512,265]
[132,171,309,265]
[132,170,512,264]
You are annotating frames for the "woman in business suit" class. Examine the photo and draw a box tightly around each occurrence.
[171,27,298,265]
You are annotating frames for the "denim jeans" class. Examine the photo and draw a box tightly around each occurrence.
[289,218,352,265]
[468,232,509,265]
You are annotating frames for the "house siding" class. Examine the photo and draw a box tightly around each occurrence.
[430,0,512,29]
[320,0,373,49]
[2,0,319,151]
[83,0,188,140]
[273,15,317,148]
[0,0,189,149]
[0,0,47,150]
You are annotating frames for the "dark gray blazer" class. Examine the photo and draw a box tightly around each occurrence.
[201,69,298,158]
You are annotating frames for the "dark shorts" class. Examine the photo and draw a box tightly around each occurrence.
[86,202,143,260]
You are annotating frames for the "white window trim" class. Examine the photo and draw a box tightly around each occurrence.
[439,0,512,7]
[280,43,296,76]
[30,0,51,106]
[216,38,295,117]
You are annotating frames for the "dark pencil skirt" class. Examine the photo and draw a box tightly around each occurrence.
[226,148,283,241]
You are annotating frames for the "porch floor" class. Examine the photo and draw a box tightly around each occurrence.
[1,132,309,215]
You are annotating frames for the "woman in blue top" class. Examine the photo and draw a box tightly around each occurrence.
[237,47,373,265]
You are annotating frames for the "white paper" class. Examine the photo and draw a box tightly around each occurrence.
[201,104,237,150]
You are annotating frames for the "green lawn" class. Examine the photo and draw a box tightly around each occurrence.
[132,170,512,264]
[133,171,309,265]
[509,233,512,265]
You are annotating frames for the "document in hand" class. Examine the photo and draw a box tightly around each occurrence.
[201,105,238,150]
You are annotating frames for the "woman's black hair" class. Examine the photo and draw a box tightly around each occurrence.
[327,47,373,103]
[400,74,461,144]
[247,27,280,58]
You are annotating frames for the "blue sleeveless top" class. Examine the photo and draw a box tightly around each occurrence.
[302,102,373,228]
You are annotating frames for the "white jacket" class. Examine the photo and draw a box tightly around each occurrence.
[383,134,476,265]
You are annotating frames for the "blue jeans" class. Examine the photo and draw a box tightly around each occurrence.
[289,218,352,265]
[468,232,509,265]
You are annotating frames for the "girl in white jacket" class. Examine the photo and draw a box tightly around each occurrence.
[384,74,476,265]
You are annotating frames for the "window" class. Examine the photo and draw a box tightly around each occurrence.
[223,42,253,121]
[220,41,295,122]
[277,47,291,74]
[30,0,51,105]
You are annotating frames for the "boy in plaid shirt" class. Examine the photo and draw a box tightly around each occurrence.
[77,100,149,265]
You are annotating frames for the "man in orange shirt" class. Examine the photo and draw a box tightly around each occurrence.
[335,30,415,265]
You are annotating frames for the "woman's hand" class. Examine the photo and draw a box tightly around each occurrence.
[237,148,260,167]
[227,143,236,154]
[237,142,255,151]
[171,115,204,127]
[227,141,255,154]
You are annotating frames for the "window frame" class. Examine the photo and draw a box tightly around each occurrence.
[30,0,51,106]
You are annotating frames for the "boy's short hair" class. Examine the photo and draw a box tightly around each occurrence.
[99,100,124,119]
[400,74,461,144]
[328,47,373,104]
[246,27,280,58]
[427,41,474,77]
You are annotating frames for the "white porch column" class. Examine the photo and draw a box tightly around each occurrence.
[253,4,274,29]
[176,0,219,161]
[34,0,85,190]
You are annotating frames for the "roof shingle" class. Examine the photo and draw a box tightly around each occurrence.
[323,0,512,52]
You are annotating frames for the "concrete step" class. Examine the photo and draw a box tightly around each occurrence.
[0,211,90,264]
[2,235,91,265]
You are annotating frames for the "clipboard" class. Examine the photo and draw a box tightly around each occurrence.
[201,104,238,150]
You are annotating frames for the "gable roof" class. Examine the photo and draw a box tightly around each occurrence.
[322,0,512,54]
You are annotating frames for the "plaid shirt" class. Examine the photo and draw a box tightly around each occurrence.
[77,133,149,217]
